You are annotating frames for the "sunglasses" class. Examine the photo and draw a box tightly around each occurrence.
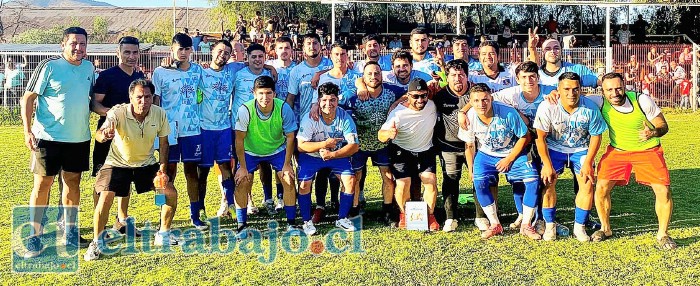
[410,93,428,99]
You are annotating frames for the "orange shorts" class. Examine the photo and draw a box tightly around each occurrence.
[597,145,670,186]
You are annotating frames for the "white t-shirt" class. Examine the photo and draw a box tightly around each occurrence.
[468,64,518,92]
[457,102,528,157]
[586,94,661,121]
[492,84,557,125]
[380,100,437,152]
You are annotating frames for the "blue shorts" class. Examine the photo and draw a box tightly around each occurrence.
[297,153,354,182]
[168,135,202,163]
[549,149,589,175]
[473,151,539,184]
[199,129,232,167]
[242,151,286,174]
[351,147,390,171]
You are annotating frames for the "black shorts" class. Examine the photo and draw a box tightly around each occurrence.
[92,139,111,177]
[94,164,159,197]
[388,144,436,179]
[31,140,90,176]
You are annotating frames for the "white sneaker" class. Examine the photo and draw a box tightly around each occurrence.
[83,240,101,261]
[335,218,356,232]
[286,225,303,236]
[217,203,230,218]
[247,206,259,215]
[573,223,590,242]
[275,198,284,211]
[543,224,557,241]
[509,214,523,229]
[154,231,181,246]
[302,220,317,236]
[474,218,490,231]
[263,199,277,215]
[443,219,458,232]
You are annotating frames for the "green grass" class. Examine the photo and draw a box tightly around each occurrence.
[2,112,700,285]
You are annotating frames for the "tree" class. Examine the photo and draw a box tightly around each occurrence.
[92,16,108,43]
[137,16,173,45]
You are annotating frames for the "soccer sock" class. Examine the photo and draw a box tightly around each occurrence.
[315,170,329,207]
[329,176,340,204]
[482,203,500,226]
[276,183,284,200]
[221,178,235,206]
[285,205,296,225]
[574,207,590,225]
[522,206,536,226]
[262,183,273,202]
[522,179,540,209]
[299,193,312,222]
[512,182,525,215]
[542,207,556,224]
[189,201,201,222]
[382,203,392,215]
[236,208,247,226]
[339,192,353,219]
[474,179,495,206]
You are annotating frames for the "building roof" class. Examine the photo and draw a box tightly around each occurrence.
[0,43,159,53]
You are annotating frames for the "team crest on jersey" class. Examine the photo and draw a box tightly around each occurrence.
[213,81,228,93]
[502,78,512,86]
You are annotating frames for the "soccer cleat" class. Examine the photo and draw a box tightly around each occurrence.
[481,224,504,240]
[443,219,458,232]
[398,213,406,229]
[275,198,284,212]
[534,219,546,235]
[235,225,250,240]
[83,241,101,261]
[264,199,277,215]
[335,218,357,232]
[23,236,44,258]
[543,224,557,241]
[474,218,490,231]
[247,205,259,215]
[286,225,304,236]
[154,231,181,246]
[573,224,590,242]
[312,206,325,224]
[217,203,231,218]
[192,219,209,231]
[509,214,523,229]
[520,224,542,240]
[428,214,440,232]
[586,218,602,231]
[302,220,317,236]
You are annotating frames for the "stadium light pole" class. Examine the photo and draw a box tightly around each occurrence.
[456,5,461,34]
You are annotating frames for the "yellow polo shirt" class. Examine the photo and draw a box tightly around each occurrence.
[104,103,170,168]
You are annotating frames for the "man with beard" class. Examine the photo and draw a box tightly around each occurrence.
[443,35,482,72]
[379,78,440,231]
[341,61,402,226]
[90,36,145,237]
[468,41,518,92]
[352,34,392,72]
[286,33,333,123]
[529,38,599,88]
[408,28,441,76]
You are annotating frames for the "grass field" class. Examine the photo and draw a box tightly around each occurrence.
[1,112,700,285]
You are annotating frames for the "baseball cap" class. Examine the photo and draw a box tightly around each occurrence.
[408,78,428,93]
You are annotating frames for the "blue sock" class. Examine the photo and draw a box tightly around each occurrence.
[236,208,247,225]
[474,179,495,207]
[339,192,353,219]
[574,207,590,225]
[222,178,235,206]
[276,183,284,199]
[542,207,556,223]
[189,201,201,222]
[522,179,540,208]
[285,205,296,224]
[299,193,312,222]
[263,183,273,201]
[512,182,525,215]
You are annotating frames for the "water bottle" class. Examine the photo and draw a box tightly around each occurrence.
[153,171,168,207]
[556,223,570,237]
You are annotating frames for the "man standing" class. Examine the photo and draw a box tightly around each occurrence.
[378,78,439,231]
[407,28,440,76]
[286,33,333,122]
[352,35,392,73]
[84,79,171,260]
[632,15,649,43]
[468,41,518,92]
[529,37,599,88]
[339,11,352,44]
[21,27,94,256]
[90,36,145,236]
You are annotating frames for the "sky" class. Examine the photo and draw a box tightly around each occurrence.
[100,0,214,8]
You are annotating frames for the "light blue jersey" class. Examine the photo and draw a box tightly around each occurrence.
[492,84,557,126]
[230,67,272,127]
[198,62,244,131]
[287,57,334,121]
[412,52,440,75]
[318,69,363,102]
[468,64,518,92]
[266,59,298,101]
[539,62,599,88]
[152,63,203,138]
[352,55,393,73]
[382,70,432,94]
[459,102,529,157]
[533,96,608,153]
[297,107,358,158]
[445,55,483,71]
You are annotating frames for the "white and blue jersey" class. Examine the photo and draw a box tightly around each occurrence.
[492,84,557,126]
[539,62,598,88]
[382,70,432,94]
[412,53,441,75]
[287,57,334,121]
[353,55,393,73]
[297,107,358,158]
[444,55,483,71]
[458,102,529,157]
[468,64,518,92]
[318,70,363,103]
[533,96,608,154]
[152,63,203,138]
[230,67,272,127]
[199,62,243,131]
[265,59,297,101]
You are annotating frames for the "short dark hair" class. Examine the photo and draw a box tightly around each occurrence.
[63,26,88,42]
[254,76,275,91]
[453,35,469,43]
[172,33,193,47]
[318,82,340,98]
[558,71,581,83]
[212,39,232,50]
[469,83,492,95]
[118,36,139,48]
[515,61,539,76]
[247,43,265,54]
[479,40,499,55]
[601,72,624,83]
[410,27,429,38]
[362,34,380,45]
[129,79,155,95]
[391,51,413,65]
[302,33,321,44]
[445,59,468,74]
[275,36,293,48]
[330,41,348,51]
[363,60,380,71]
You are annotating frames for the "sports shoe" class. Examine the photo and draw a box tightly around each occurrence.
[114,216,142,237]
[509,214,523,229]
[586,218,602,231]
[443,219,458,232]
[24,236,44,258]
[428,214,440,232]
[474,218,490,231]
[247,205,259,215]
[358,200,367,215]
[154,231,181,246]
[573,224,590,242]
[349,206,360,218]
[264,199,277,215]
[520,224,542,240]
[235,225,249,240]
[217,203,231,218]
[481,224,503,240]
[275,198,284,212]
[83,240,101,261]
[286,225,304,236]
[65,229,90,248]
[534,219,546,235]
[192,219,209,231]
[398,213,406,229]
[312,206,325,224]
[543,224,557,241]
[335,218,356,232]
[302,220,317,236]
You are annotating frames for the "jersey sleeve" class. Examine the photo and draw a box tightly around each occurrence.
[457,111,476,143]
[380,108,400,130]
[26,61,50,95]
[281,102,298,133]
[296,116,313,141]
[587,106,607,136]
[576,64,599,88]
[157,108,171,137]
[341,111,359,145]
[152,68,163,96]
[234,105,250,132]
[287,67,299,96]
[586,95,604,108]
[533,102,552,132]
[637,93,662,121]
[509,107,528,138]
[93,71,109,95]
